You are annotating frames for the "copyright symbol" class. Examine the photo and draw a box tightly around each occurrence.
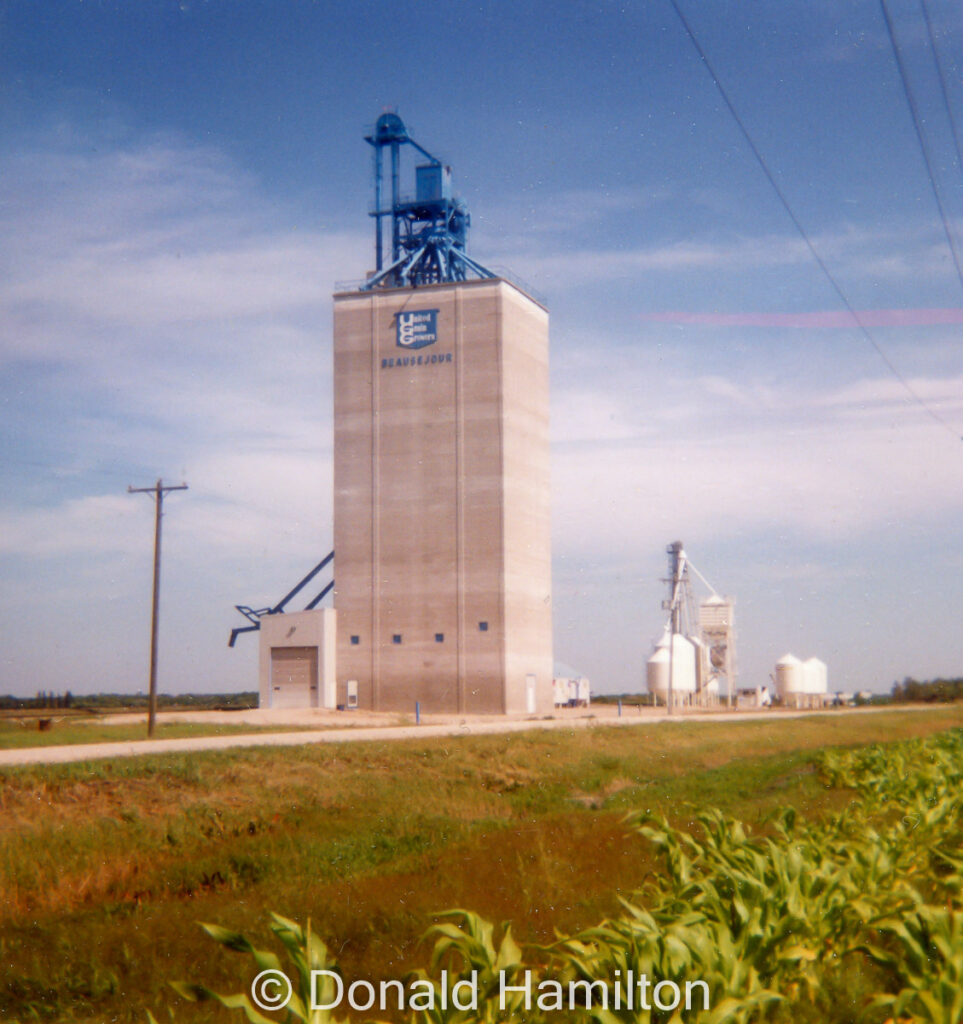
[251,969,292,1011]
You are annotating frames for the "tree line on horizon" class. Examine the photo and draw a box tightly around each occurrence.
[0,691,258,712]
[890,677,963,703]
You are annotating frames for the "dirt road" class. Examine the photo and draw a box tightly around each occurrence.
[0,704,918,768]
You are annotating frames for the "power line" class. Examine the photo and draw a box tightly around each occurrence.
[880,0,963,294]
[667,0,962,443]
[920,0,963,188]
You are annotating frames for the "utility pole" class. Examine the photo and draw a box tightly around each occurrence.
[128,479,188,737]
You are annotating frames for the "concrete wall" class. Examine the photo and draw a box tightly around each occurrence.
[332,278,552,714]
[258,608,337,709]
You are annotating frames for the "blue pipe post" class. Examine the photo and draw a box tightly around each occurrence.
[618,699,623,717]
[415,701,421,725]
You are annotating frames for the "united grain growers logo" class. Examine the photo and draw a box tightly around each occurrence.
[396,309,438,350]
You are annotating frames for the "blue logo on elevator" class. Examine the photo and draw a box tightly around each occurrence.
[396,309,439,350]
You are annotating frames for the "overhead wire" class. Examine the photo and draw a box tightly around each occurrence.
[667,0,962,442]
[880,0,963,293]
[920,0,963,187]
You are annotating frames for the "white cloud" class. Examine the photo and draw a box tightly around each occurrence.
[814,374,963,417]
[5,237,346,330]
[551,371,963,559]
[0,494,143,559]
[173,449,333,554]
[475,215,963,295]
[0,131,368,367]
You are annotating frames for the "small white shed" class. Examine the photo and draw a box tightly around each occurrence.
[258,609,337,709]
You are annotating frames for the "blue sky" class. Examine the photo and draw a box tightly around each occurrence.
[1,0,961,698]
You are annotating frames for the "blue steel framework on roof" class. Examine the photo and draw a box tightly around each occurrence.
[362,111,495,290]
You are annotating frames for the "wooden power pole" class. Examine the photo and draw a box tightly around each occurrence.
[128,479,188,737]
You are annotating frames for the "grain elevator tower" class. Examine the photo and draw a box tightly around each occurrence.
[332,113,552,714]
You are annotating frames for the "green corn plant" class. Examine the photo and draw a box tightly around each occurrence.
[167,912,349,1023]
[633,811,837,996]
[816,730,963,809]
[405,909,530,1024]
[859,906,963,1024]
[550,902,783,1024]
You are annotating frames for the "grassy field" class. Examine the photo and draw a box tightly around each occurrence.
[2,706,961,1023]
[0,715,320,750]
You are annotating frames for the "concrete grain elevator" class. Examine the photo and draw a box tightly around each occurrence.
[331,113,553,714]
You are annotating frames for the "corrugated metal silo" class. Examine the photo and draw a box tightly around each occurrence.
[775,653,804,699]
[803,657,827,695]
[647,632,697,702]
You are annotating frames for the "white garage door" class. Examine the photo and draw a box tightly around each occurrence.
[271,647,318,709]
